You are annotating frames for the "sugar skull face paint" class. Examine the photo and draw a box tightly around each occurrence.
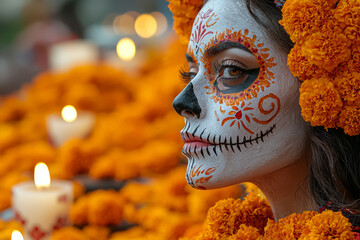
[173,0,308,189]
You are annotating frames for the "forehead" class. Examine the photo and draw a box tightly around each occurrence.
[189,0,267,53]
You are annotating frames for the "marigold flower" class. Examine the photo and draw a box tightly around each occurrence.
[334,70,360,106]
[338,106,360,136]
[207,193,272,236]
[70,196,89,225]
[334,0,360,38]
[167,0,203,44]
[82,225,110,240]
[263,211,317,239]
[301,31,351,72]
[299,210,354,239]
[51,227,88,240]
[280,0,336,43]
[87,190,123,226]
[109,226,146,240]
[229,224,261,240]
[287,45,328,81]
[299,78,343,129]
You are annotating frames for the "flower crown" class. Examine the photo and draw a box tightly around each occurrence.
[167,0,360,136]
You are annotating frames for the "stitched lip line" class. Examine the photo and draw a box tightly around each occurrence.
[181,124,276,158]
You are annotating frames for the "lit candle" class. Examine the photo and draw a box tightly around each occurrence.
[12,162,73,240]
[46,105,95,147]
[11,230,24,240]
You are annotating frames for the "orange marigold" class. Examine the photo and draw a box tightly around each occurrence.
[263,211,317,240]
[280,0,336,43]
[87,190,123,226]
[229,224,261,240]
[287,44,328,81]
[334,0,360,39]
[301,30,351,72]
[51,227,88,240]
[334,70,360,106]
[338,106,360,136]
[207,193,272,236]
[239,193,273,234]
[167,0,203,44]
[299,78,343,129]
[299,210,354,240]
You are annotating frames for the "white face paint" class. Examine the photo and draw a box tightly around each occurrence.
[173,0,308,189]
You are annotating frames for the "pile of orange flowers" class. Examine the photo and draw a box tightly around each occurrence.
[0,39,188,213]
[167,0,203,44]
[182,193,355,240]
[280,0,360,135]
[52,166,242,240]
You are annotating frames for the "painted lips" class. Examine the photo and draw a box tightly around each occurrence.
[184,141,212,150]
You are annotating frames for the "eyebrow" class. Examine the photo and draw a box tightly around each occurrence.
[204,41,253,59]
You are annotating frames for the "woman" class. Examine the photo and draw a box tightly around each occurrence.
[172,0,360,227]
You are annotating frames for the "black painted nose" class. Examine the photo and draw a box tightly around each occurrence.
[173,83,202,118]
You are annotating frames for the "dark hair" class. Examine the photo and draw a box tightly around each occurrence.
[245,0,360,217]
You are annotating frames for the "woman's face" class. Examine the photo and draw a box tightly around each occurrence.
[173,0,308,189]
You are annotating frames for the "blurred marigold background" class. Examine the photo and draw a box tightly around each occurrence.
[0,0,259,239]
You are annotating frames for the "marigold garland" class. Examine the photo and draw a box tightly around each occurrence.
[186,194,356,240]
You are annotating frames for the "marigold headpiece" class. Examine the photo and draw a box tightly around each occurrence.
[280,0,360,135]
[168,0,360,136]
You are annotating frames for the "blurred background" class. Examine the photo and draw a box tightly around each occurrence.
[0,1,250,239]
[0,0,173,94]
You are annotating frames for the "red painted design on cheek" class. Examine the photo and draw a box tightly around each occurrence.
[253,93,281,124]
[220,94,280,134]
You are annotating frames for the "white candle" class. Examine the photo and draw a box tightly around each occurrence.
[46,105,95,147]
[12,163,73,240]
[11,230,24,240]
[49,40,99,72]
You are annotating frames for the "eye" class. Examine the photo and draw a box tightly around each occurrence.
[220,66,246,86]
[214,60,259,93]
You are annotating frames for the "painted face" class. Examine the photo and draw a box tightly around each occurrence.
[173,0,308,190]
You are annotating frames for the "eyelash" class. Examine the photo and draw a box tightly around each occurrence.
[179,66,196,83]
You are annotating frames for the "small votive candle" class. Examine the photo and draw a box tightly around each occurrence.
[12,163,73,240]
[46,105,95,147]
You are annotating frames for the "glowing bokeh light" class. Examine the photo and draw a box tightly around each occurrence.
[34,162,51,189]
[134,14,157,39]
[116,38,136,61]
[11,230,24,240]
[113,13,135,35]
[151,12,168,36]
[61,105,77,123]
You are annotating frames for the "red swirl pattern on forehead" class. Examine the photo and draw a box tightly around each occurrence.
[202,28,277,106]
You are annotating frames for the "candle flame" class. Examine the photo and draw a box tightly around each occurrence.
[62,105,77,122]
[34,162,51,189]
[11,230,24,240]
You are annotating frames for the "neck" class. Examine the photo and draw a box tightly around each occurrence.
[251,157,317,221]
